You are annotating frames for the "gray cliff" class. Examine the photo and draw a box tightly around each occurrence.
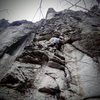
[0,6,100,100]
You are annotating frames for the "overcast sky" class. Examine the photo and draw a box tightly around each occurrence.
[0,0,97,23]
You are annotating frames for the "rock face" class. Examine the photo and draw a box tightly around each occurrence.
[0,19,9,33]
[46,8,56,19]
[0,6,100,100]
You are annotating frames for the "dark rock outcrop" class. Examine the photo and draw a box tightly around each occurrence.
[0,19,9,33]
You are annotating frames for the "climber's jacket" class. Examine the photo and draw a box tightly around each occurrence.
[50,37,64,44]
[45,37,64,51]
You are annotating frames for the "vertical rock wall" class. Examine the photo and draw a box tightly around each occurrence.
[0,6,100,100]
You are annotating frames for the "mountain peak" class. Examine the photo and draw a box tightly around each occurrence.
[46,8,56,19]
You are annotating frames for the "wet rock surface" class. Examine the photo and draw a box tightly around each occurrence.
[0,6,100,100]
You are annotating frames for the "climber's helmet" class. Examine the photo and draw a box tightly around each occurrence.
[59,36,63,40]
[59,36,64,44]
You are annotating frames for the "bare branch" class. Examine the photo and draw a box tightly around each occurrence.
[39,0,44,18]
[40,7,44,18]
[74,0,81,7]
[68,0,81,10]
[32,0,100,22]
[83,0,86,8]
[32,8,40,21]
[64,0,73,6]
[64,0,100,16]
[90,0,94,8]
[75,4,89,10]
[32,0,44,21]
[75,4,100,16]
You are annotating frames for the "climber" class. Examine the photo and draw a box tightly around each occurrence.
[44,36,64,51]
